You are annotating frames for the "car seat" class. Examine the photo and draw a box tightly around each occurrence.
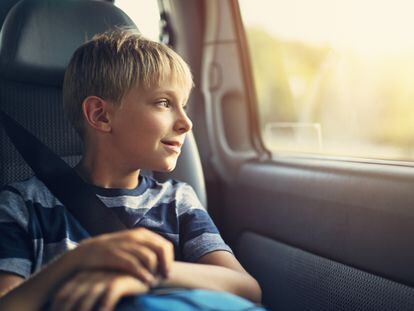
[0,0,206,206]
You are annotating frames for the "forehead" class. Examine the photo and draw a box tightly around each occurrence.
[140,55,193,96]
[152,69,193,95]
[129,78,192,102]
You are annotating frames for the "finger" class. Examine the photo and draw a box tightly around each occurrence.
[58,272,111,311]
[109,251,155,285]
[51,272,92,311]
[59,282,92,311]
[90,228,173,277]
[99,251,141,276]
[100,276,149,311]
[126,244,158,274]
[131,229,174,277]
[77,282,106,311]
[145,239,174,278]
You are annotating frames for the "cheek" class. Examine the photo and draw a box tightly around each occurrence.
[139,114,172,136]
[124,115,171,150]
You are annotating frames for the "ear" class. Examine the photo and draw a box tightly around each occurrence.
[81,96,113,133]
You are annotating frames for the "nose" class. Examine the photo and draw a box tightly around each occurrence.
[174,109,193,134]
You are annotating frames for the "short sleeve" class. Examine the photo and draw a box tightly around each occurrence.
[176,183,233,262]
[0,186,33,278]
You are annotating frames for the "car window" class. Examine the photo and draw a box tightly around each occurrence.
[239,0,414,162]
[114,0,160,42]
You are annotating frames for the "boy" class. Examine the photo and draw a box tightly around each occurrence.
[0,29,261,310]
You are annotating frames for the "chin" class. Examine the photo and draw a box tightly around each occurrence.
[163,164,177,172]
[157,161,177,173]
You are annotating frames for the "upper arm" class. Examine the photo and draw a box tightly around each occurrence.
[177,184,233,262]
[0,188,33,279]
[0,272,24,297]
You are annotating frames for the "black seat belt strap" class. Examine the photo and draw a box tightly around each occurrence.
[0,109,127,236]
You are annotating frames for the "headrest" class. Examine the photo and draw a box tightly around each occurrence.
[0,0,137,87]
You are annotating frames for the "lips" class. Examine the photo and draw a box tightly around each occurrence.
[161,140,183,153]
[161,140,182,147]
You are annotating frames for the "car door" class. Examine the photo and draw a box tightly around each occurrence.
[165,0,414,310]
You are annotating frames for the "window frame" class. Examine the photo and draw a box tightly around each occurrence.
[234,0,414,168]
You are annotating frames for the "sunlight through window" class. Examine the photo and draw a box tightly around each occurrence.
[239,0,414,161]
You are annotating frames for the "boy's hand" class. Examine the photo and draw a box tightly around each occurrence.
[50,270,149,311]
[74,227,174,284]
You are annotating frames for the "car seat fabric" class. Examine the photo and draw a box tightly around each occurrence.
[0,0,135,188]
[0,79,82,185]
[0,0,136,87]
[0,0,207,207]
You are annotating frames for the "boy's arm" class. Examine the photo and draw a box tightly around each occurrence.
[170,185,261,302]
[0,273,24,296]
[159,251,262,303]
[0,247,84,310]
[0,227,174,310]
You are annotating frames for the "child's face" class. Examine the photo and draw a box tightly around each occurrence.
[108,78,192,172]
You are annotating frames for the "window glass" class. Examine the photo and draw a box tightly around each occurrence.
[115,0,160,42]
[239,0,414,161]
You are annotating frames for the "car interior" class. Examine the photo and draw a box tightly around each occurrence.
[0,0,414,310]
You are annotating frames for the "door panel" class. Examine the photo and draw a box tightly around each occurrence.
[220,160,414,309]
[237,231,414,310]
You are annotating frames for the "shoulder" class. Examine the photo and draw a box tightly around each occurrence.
[0,176,61,227]
[0,176,37,231]
[1,175,59,206]
[143,176,204,212]
[142,175,185,197]
[174,181,205,213]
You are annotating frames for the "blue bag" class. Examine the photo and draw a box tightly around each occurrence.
[115,288,267,311]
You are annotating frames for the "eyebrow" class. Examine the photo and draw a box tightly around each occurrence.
[153,89,180,97]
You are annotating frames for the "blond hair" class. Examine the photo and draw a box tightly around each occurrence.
[63,28,193,137]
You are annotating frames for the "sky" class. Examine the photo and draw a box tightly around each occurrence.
[239,0,414,56]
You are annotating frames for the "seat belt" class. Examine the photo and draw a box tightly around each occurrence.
[0,109,127,236]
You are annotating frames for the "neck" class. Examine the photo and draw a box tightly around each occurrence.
[75,150,141,190]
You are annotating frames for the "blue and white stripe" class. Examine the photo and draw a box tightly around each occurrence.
[0,175,232,278]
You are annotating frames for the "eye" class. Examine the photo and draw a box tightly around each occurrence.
[155,99,171,108]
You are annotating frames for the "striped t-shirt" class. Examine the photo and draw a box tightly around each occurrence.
[0,175,232,279]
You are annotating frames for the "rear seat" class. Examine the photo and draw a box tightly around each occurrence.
[0,0,206,206]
